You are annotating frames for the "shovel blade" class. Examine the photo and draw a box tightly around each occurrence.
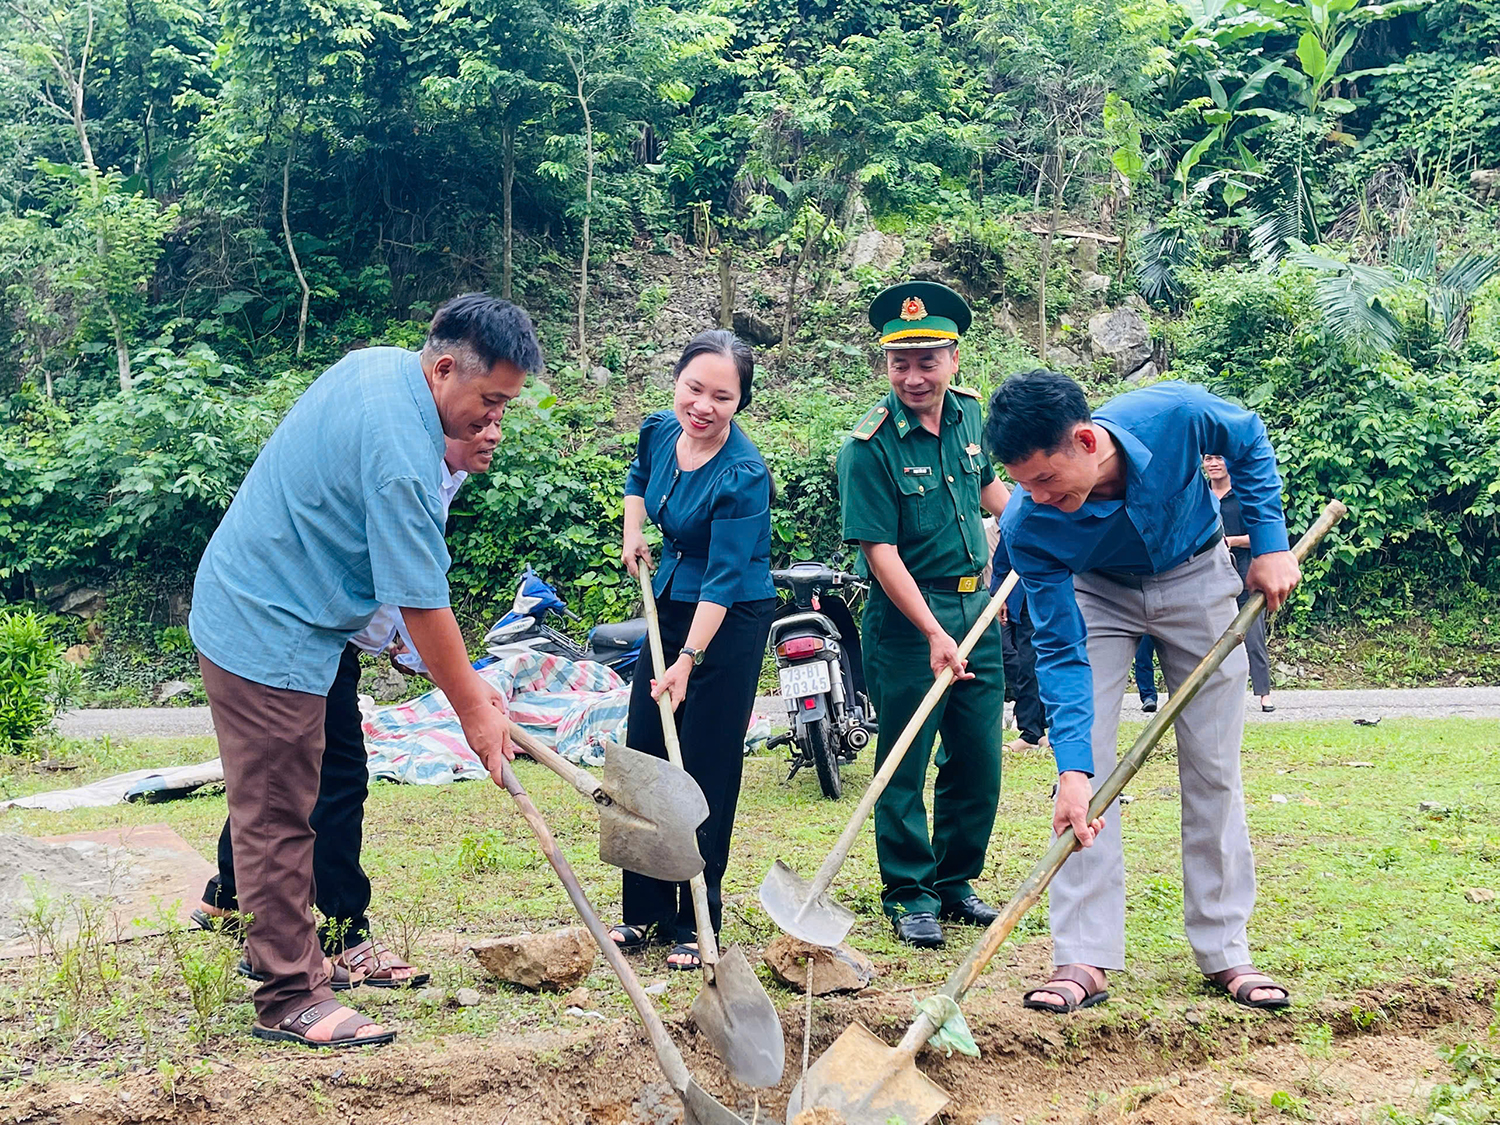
[690,944,786,1089]
[598,741,708,882]
[681,1079,749,1125]
[785,1022,949,1125]
[759,860,856,947]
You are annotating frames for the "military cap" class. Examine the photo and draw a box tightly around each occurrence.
[868,281,972,350]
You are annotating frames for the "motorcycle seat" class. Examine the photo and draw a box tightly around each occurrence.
[588,619,648,651]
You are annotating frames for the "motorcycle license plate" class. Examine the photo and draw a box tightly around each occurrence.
[780,661,831,699]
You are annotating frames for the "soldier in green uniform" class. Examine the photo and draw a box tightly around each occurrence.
[836,281,1012,948]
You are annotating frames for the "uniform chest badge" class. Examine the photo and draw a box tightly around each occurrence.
[900,296,928,321]
[965,443,981,456]
[902,466,933,475]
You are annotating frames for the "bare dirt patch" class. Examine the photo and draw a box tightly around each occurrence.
[4,979,1486,1125]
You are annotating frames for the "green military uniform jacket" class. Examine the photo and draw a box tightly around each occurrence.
[835,385,1006,920]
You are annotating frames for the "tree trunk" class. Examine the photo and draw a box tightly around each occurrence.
[107,302,130,393]
[718,243,734,329]
[576,74,593,368]
[1037,147,1066,365]
[781,209,832,360]
[281,134,311,358]
[502,119,515,301]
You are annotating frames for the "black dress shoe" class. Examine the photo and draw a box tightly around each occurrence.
[1141,699,1158,712]
[940,895,1001,926]
[892,912,944,948]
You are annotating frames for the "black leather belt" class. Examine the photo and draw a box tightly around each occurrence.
[916,575,984,593]
[1090,527,1224,589]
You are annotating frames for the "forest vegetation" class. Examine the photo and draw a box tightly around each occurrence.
[1,0,1498,707]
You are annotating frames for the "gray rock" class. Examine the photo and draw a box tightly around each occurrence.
[1049,346,1084,368]
[910,258,946,281]
[153,680,193,704]
[587,365,611,388]
[367,663,407,701]
[1419,801,1444,813]
[1080,271,1112,293]
[645,352,676,391]
[1471,168,1500,202]
[763,935,876,994]
[1126,360,1160,384]
[454,987,483,1007]
[1086,308,1152,377]
[1464,887,1496,904]
[417,986,446,1006]
[845,230,906,272]
[991,303,1022,337]
[1126,293,1150,311]
[470,926,596,991]
[732,308,782,347]
[643,981,668,996]
[53,587,106,620]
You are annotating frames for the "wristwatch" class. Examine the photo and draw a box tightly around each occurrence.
[680,645,706,666]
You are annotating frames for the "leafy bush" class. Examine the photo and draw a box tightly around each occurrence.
[0,608,69,750]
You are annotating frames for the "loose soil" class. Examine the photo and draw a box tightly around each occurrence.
[4,970,1487,1125]
[0,836,135,945]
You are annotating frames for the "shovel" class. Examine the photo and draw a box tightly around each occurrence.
[506,722,709,883]
[496,757,746,1125]
[638,561,787,1089]
[762,570,1021,947]
[788,500,1348,1125]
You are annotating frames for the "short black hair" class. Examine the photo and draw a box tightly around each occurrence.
[674,328,756,412]
[425,293,544,375]
[984,369,1092,464]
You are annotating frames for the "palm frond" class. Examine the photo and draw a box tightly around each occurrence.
[1286,244,1404,359]
[1434,252,1500,349]
[1134,224,1200,310]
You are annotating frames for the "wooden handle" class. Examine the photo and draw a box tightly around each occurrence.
[796,570,1020,911]
[498,759,694,1094]
[637,561,723,973]
[506,720,608,805]
[893,499,1349,1059]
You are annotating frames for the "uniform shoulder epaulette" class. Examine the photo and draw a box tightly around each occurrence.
[950,384,980,399]
[850,402,891,441]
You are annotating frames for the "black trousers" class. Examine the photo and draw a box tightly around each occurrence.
[203,642,373,955]
[1236,589,1273,697]
[621,590,775,944]
[1001,604,1047,744]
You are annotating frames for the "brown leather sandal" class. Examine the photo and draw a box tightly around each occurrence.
[1206,965,1291,1009]
[251,998,396,1048]
[334,939,429,989]
[1022,965,1110,1013]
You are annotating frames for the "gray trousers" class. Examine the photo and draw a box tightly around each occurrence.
[1049,546,1255,975]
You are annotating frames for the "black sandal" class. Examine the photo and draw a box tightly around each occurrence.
[1022,965,1109,1013]
[608,923,656,951]
[237,958,360,991]
[1206,965,1291,1010]
[666,943,701,971]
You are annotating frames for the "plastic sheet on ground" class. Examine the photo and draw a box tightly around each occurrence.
[361,651,773,785]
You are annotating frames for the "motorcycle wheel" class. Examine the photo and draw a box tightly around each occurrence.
[808,715,842,800]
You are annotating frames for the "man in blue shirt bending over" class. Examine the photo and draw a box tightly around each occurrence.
[190,294,542,1049]
[986,370,1300,1014]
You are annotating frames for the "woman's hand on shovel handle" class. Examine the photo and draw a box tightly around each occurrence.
[1245,550,1301,613]
[1055,771,1106,846]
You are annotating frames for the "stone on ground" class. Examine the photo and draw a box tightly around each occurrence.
[470,926,596,991]
[1464,887,1495,904]
[1086,307,1152,377]
[763,935,876,994]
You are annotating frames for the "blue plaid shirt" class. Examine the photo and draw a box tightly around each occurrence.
[1000,381,1289,776]
[190,347,451,694]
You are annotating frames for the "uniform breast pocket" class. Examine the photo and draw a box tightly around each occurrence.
[898,472,939,535]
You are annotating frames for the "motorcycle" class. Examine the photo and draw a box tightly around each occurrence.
[764,562,877,800]
[482,566,646,681]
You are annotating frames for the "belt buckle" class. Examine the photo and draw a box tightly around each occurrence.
[957,576,979,593]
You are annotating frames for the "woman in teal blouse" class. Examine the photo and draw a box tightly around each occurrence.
[611,329,776,969]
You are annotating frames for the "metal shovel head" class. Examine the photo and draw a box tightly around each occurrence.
[597,741,708,882]
[759,859,856,948]
[681,1078,750,1125]
[784,1022,949,1125]
[690,943,786,1089]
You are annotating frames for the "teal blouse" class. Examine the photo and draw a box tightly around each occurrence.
[624,411,775,607]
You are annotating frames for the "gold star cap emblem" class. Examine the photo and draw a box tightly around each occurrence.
[899,296,928,321]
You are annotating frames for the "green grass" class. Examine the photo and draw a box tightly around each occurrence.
[1,719,1497,1085]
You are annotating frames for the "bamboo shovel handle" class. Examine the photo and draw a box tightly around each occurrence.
[799,570,1021,904]
[638,561,724,972]
[507,720,609,806]
[894,499,1348,1058]
[498,760,694,1093]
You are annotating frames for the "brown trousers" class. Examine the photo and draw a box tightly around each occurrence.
[199,654,333,1025]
